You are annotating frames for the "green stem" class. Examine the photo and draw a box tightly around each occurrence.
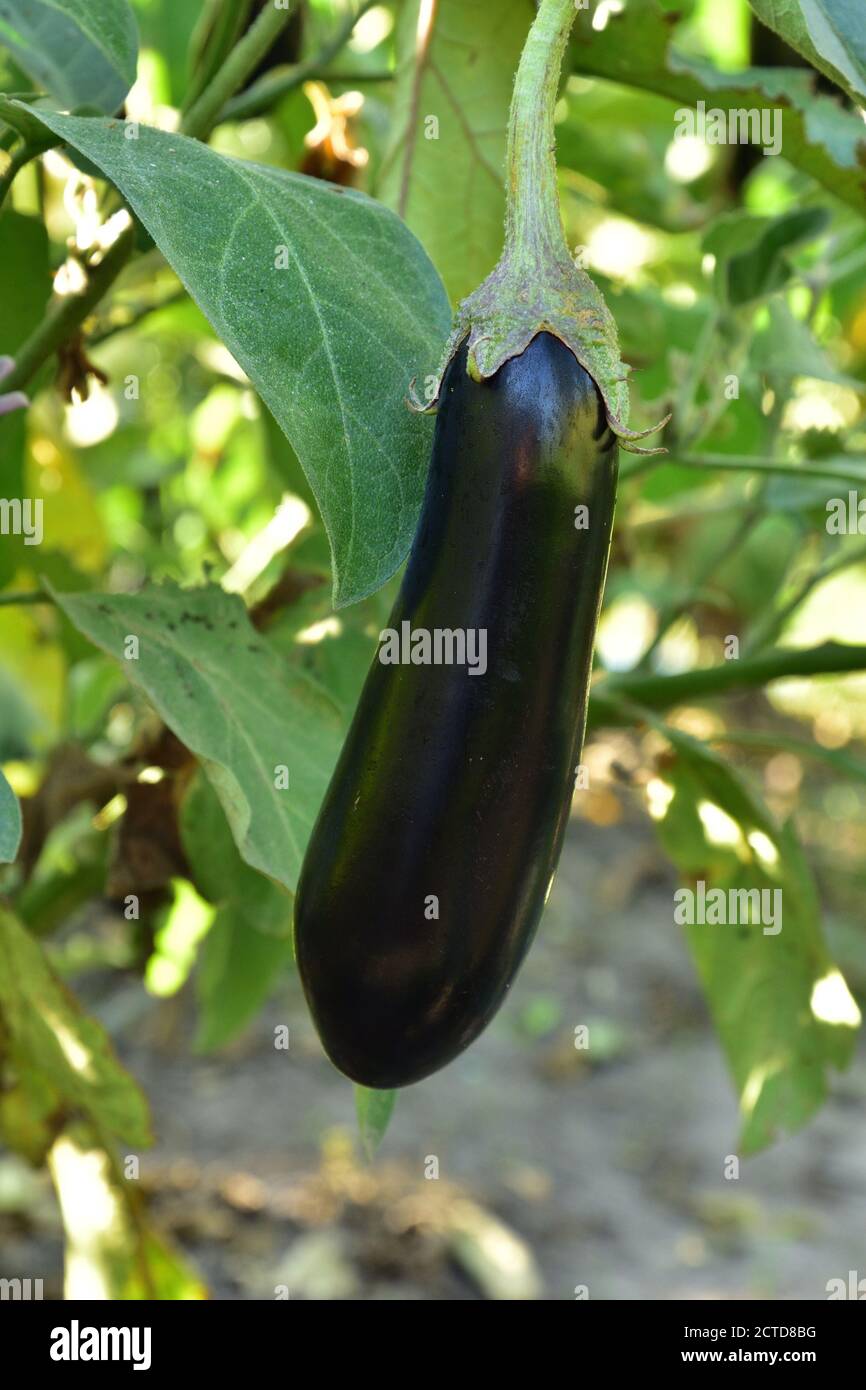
[621,451,866,488]
[223,0,380,122]
[0,589,51,607]
[589,640,866,729]
[0,141,39,210]
[503,0,576,272]
[184,0,254,113]
[180,1,295,140]
[0,226,135,395]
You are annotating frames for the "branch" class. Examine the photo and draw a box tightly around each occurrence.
[588,641,866,729]
[0,226,135,395]
[0,589,52,608]
[222,0,381,123]
[180,0,296,140]
[620,450,866,488]
[0,140,40,209]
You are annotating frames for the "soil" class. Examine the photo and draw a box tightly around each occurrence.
[3,811,864,1301]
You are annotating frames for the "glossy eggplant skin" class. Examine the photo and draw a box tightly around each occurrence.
[295,332,617,1088]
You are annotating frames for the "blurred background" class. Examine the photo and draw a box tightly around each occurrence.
[1,0,866,1299]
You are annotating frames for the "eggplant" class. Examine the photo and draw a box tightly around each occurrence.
[294,331,617,1088]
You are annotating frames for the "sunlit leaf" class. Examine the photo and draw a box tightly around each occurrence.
[646,722,859,1154]
[0,906,152,1162]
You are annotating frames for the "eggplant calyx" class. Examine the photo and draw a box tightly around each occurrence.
[409,253,670,455]
[406,0,669,456]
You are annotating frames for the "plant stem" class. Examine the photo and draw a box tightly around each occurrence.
[0,141,39,210]
[184,0,255,114]
[0,589,52,607]
[0,226,135,395]
[223,0,380,122]
[621,451,866,488]
[180,1,296,140]
[503,0,576,273]
[589,639,866,729]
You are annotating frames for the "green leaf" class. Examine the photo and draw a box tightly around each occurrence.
[0,766,21,862]
[0,0,138,113]
[570,0,866,222]
[21,109,451,605]
[647,724,859,1154]
[180,772,293,938]
[749,0,866,106]
[749,299,864,386]
[377,0,534,305]
[194,906,293,1053]
[355,1085,396,1161]
[0,91,57,142]
[50,581,344,893]
[179,776,294,1052]
[703,207,830,306]
[0,906,152,1161]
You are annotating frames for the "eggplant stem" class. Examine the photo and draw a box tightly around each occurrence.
[503,0,576,275]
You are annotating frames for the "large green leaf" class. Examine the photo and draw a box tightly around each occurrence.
[570,0,866,222]
[377,0,534,305]
[0,0,138,113]
[0,766,21,862]
[647,724,859,1154]
[0,906,151,1161]
[749,0,866,106]
[50,582,344,893]
[22,110,451,605]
